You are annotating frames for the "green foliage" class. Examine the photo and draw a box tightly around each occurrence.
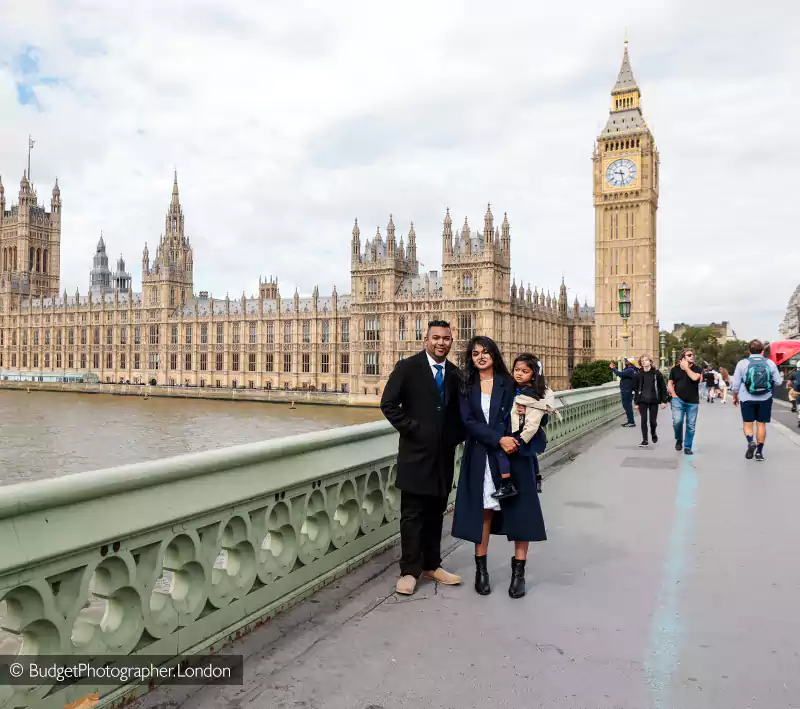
[572,360,615,389]
[661,328,749,374]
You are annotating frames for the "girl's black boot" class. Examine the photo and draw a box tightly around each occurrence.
[508,558,526,599]
[474,555,491,595]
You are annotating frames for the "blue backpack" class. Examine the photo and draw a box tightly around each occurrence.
[744,355,773,395]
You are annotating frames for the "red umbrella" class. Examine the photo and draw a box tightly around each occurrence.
[766,340,800,366]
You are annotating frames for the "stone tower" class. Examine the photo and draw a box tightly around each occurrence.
[593,42,659,361]
[441,204,512,346]
[141,172,194,309]
[89,233,112,295]
[0,171,61,299]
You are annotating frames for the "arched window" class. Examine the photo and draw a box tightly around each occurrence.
[29,247,34,272]
[36,248,41,273]
[368,278,377,296]
[13,246,17,270]
[42,249,48,274]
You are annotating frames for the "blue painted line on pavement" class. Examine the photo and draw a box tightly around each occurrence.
[644,453,698,708]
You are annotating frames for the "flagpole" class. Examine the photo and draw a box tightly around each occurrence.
[28,135,32,181]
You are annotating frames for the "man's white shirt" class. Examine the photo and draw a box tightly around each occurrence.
[425,351,446,380]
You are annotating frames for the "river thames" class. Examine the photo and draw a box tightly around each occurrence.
[0,390,382,486]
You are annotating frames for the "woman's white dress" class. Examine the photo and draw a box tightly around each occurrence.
[481,392,501,511]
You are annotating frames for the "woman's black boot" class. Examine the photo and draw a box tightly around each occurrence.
[508,558,526,599]
[474,555,491,595]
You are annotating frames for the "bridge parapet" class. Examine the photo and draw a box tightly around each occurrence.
[0,382,619,708]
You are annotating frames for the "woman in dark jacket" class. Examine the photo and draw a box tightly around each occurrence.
[632,354,668,448]
[452,336,547,599]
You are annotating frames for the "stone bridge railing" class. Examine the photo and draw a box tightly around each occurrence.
[0,382,619,709]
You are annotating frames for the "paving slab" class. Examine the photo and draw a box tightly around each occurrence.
[135,401,800,709]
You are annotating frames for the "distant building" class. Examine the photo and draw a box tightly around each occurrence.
[1,173,593,393]
[779,285,800,340]
[671,321,739,344]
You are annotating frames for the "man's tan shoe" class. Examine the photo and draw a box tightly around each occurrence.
[395,574,417,595]
[423,567,462,585]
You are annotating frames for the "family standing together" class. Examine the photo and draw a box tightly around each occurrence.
[380,320,553,600]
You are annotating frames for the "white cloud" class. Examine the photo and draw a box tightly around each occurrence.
[1,0,798,340]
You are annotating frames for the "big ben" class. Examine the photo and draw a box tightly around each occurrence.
[593,41,659,362]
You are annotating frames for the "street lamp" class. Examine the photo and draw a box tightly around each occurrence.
[659,332,666,371]
[617,282,632,365]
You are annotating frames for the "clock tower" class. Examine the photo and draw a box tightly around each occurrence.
[593,42,659,362]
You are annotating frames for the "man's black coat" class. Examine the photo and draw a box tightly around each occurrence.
[380,350,465,498]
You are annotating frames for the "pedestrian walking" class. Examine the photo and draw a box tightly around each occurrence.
[610,358,638,427]
[718,367,731,404]
[731,339,783,461]
[632,355,668,448]
[703,367,717,403]
[380,320,465,595]
[787,363,800,413]
[667,349,703,455]
[452,337,547,599]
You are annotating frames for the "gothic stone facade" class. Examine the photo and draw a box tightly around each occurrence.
[594,43,660,361]
[1,175,593,394]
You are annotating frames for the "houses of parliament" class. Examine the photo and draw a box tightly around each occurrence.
[0,43,664,396]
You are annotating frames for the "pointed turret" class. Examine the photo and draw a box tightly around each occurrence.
[501,212,510,259]
[387,214,396,258]
[171,170,180,209]
[602,41,645,135]
[408,221,417,265]
[484,203,494,247]
[613,41,638,95]
[511,277,517,300]
[351,217,361,263]
[442,207,453,258]
[0,175,5,213]
[50,177,61,213]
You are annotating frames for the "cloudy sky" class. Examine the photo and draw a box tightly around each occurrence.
[1,0,798,340]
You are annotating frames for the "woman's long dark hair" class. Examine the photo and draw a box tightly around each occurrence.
[512,352,547,399]
[459,336,511,394]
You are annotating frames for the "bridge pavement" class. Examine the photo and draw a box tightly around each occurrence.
[136,400,800,709]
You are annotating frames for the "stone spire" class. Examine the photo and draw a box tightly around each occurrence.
[351,218,361,264]
[443,207,453,257]
[613,41,638,94]
[170,170,180,209]
[387,214,396,258]
[484,203,494,247]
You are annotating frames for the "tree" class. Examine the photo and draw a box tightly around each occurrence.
[718,340,750,373]
[661,327,749,373]
[571,360,615,389]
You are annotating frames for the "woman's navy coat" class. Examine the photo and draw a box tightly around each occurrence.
[451,375,547,545]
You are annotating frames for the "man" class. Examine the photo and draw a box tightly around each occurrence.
[610,358,638,427]
[380,320,465,595]
[787,362,800,413]
[667,348,703,455]
[731,339,783,461]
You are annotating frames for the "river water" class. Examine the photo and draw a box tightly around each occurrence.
[0,390,382,486]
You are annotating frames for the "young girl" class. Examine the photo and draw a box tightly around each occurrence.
[509,353,558,493]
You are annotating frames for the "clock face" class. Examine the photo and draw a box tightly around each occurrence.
[605,158,638,188]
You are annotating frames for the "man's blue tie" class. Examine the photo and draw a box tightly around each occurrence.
[434,364,444,403]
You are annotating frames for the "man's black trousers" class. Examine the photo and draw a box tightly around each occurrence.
[399,491,448,578]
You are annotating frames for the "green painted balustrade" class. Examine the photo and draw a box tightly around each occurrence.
[0,382,620,709]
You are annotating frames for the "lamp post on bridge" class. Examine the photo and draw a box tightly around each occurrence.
[617,282,632,366]
[659,332,666,371]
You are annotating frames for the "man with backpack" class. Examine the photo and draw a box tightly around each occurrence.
[731,339,783,461]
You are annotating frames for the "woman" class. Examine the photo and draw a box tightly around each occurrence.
[632,354,668,448]
[452,336,547,599]
[718,367,730,404]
